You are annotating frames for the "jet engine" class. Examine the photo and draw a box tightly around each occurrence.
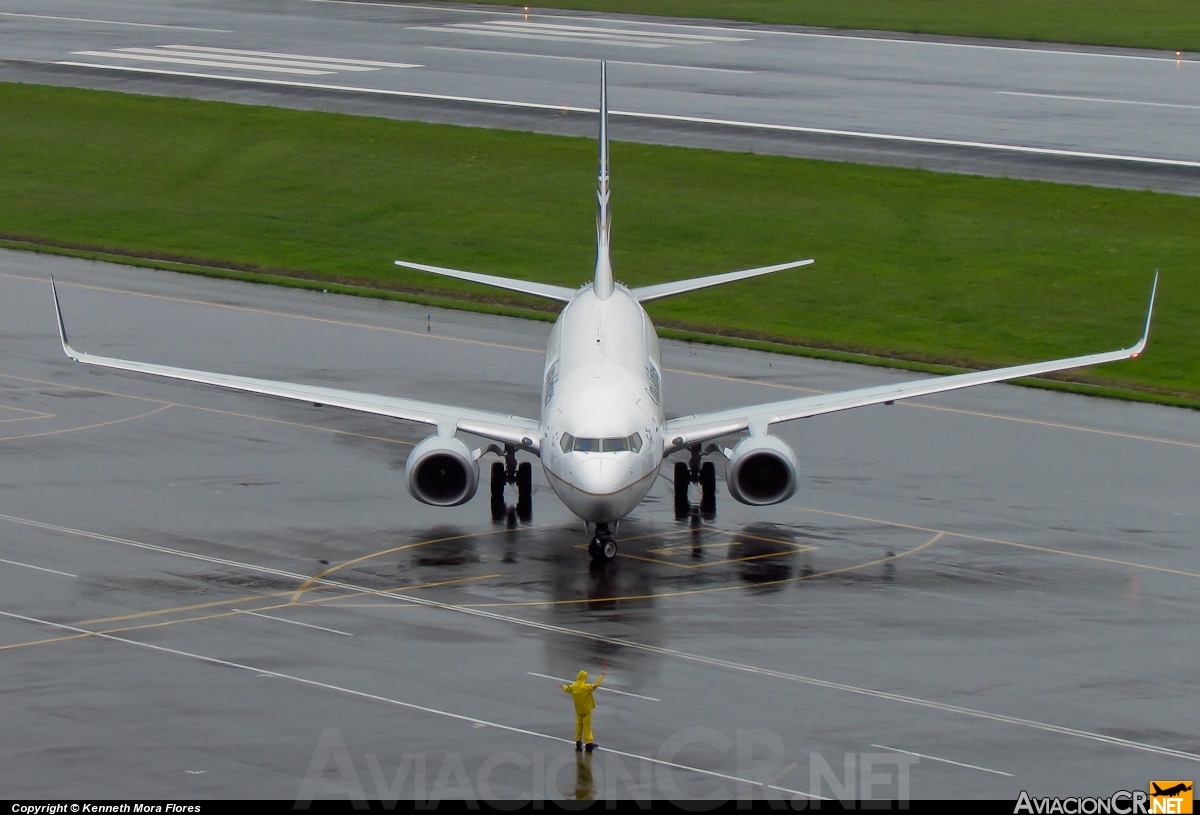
[405,435,480,507]
[725,434,798,506]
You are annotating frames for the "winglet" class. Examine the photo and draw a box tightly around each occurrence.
[1129,270,1158,358]
[50,277,79,361]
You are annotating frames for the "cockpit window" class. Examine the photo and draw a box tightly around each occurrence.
[562,432,643,453]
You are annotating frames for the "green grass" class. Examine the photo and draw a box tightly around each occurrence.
[2,82,1198,402]
[458,0,1200,52]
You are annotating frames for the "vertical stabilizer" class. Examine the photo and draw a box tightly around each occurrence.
[593,61,614,300]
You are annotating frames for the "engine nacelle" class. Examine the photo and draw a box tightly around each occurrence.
[725,434,798,506]
[405,435,480,507]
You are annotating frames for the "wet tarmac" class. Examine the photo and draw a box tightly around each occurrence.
[1,249,1199,800]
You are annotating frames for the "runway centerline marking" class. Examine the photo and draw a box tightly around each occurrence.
[997,91,1200,111]
[424,46,755,73]
[45,64,1200,168]
[6,272,1192,451]
[0,11,230,32]
[0,608,821,800]
[232,608,353,636]
[527,672,661,702]
[0,557,76,578]
[1,511,1194,762]
[870,744,1013,777]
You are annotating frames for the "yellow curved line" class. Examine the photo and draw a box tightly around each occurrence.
[287,525,555,604]
[0,403,173,441]
[391,531,945,610]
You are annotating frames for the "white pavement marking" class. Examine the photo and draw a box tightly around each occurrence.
[997,91,1200,111]
[232,608,353,636]
[70,51,335,76]
[0,11,230,32]
[302,0,1195,63]
[527,671,661,702]
[410,25,672,49]
[161,44,420,69]
[0,556,76,578]
[411,19,746,48]
[114,48,380,72]
[49,63,1200,169]
[3,511,1197,764]
[424,46,754,74]
[0,609,821,800]
[870,744,1014,777]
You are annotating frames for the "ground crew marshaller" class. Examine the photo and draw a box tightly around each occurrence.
[562,667,604,752]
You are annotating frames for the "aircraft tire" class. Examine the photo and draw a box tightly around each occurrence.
[490,462,506,520]
[516,461,533,522]
[601,538,618,560]
[700,461,717,515]
[673,462,690,516]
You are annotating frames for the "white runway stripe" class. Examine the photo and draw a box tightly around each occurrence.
[71,51,335,76]
[113,48,378,73]
[997,90,1200,111]
[0,556,76,578]
[411,25,669,48]
[68,45,420,77]
[414,19,746,48]
[52,62,1200,170]
[233,608,353,636]
[161,44,420,69]
[0,10,229,32]
[870,744,1014,776]
[424,46,754,74]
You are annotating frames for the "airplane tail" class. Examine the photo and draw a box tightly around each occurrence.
[593,61,614,300]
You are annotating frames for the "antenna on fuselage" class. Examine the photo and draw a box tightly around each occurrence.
[593,61,614,301]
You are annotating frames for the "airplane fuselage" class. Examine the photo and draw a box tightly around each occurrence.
[539,284,665,523]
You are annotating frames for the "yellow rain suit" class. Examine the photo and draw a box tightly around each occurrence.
[562,670,603,744]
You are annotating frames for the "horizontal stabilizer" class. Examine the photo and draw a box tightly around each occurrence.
[394,260,577,303]
[631,259,814,303]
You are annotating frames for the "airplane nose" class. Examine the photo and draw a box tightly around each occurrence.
[572,457,630,496]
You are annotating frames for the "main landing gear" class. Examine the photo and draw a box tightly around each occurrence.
[588,523,618,561]
[674,444,716,518]
[490,444,532,523]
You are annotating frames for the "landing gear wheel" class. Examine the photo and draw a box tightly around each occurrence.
[588,539,601,559]
[699,461,717,516]
[674,461,691,517]
[490,462,506,520]
[601,538,618,560]
[516,461,533,522]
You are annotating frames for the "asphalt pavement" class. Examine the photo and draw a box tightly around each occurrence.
[1,250,1198,800]
[1,0,1198,193]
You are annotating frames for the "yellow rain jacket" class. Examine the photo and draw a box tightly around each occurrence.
[562,670,603,714]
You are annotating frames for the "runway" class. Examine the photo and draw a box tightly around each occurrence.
[1,248,1198,799]
[1,0,1199,194]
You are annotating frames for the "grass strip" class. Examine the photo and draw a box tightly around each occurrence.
[454,0,1200,52]
[1,82,1198,406]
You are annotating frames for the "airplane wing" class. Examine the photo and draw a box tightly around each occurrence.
[51,279,542,450]
[664,274,1157,451]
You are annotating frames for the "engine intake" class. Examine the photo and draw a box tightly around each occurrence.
[405,435,479,507]
[725,434,798,506]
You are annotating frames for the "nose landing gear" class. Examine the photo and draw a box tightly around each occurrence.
[587,523,618,560]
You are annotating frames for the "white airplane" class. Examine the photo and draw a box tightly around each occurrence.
[52,64,1156,561]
